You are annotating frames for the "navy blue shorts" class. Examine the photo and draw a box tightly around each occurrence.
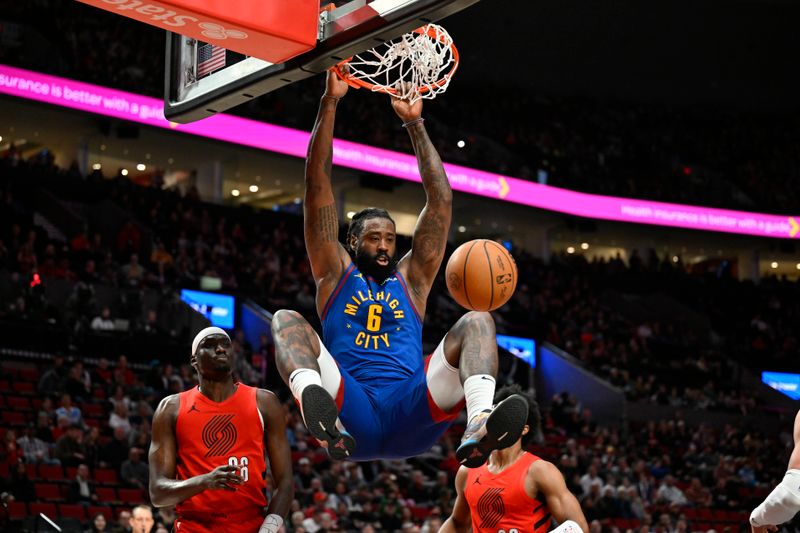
[334,354,463,461]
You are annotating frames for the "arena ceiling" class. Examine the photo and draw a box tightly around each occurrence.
[445,0,800,109]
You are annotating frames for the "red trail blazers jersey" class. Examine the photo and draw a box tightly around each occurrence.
[174,384,267,531]
[465,452,552,533]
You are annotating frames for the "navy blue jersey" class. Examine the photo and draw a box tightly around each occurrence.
[321,263,422,383]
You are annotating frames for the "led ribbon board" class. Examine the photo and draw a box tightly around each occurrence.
[1,64,798,239]
[762,371,800,400]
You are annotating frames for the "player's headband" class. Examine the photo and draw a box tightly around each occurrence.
[191,326,230,355]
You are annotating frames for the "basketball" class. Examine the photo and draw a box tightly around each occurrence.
[445,239,518,312]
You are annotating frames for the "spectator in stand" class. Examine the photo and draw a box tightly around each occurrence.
[120,253,146,288]
[406,469,432,506]
[114,355,136,387]
[100,426,130,471]
[55,423,87,467]
[68,463,98,504]
[91,306,116,331]
[6,461,35,502]
[86,512,109,532]
[16,423,54,464]
[38,353,66,394]
[109,401,133,438]
[655,475,688,506]
[114,509,132,533]
[55,393,83,426]
[65,361,91,402]
[580,464,604,496]
[684,476,712,507]
[35,411,55,443]
[129,505,155,533]
[120,447,149,489]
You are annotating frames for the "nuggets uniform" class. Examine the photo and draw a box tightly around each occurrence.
[174,384,267,533]
[465,452,553,533]
[321,263,460,460]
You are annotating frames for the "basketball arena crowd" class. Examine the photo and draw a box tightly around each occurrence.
[1,1,800,533]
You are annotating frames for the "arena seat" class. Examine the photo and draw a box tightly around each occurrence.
[6,395,30,410]
[118,488,146,504]
[58,503,88,521]
[7,502,28,520]
[95,468,119,484]
[29,502,58,517]
[12,381,35,394]
[96,487,118,502]
[34,483,63,501]
[38,464,66,481]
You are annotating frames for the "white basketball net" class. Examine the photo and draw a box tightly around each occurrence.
[341,24,457,103]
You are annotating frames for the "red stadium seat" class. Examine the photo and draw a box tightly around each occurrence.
[18,367,40,381]
[88,505,113,520]
[0,462,8,478]
[0,379,10,392]
[29,502,58,518]
[82,403,105,417]
[66,466,79,479]
[411,506,431,520]
[38,464,66,481]
[95,468,119,485]
[35,483,63,501]
[92,387,107,400]
[7,501,28,520]
[12,381,35,394]
[25,463,37,478]
[96,487,118,502]
[59,504,87,521]
[118,488,145,504]
[2,410,26,425]
[0,395,5,408]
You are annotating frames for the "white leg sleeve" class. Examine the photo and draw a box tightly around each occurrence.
[751,469,800,527]
[426,336,465,412]
[315,334,342,400]
[550,520,584,533]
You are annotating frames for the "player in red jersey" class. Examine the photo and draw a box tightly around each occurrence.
[149,327,293,533]
[441,385,588,533]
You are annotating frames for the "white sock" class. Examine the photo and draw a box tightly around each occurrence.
[289,368,322,417]
[463,374,496,422]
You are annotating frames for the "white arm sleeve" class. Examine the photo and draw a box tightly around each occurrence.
[258,514,284,533]
[550,520,583,533]
[751,470,800,527]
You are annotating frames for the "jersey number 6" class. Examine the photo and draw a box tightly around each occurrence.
[366,304,383,332]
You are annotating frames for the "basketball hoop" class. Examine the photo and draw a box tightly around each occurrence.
[333,24,459,103]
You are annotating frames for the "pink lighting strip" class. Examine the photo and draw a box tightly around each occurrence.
[1,64,797,239]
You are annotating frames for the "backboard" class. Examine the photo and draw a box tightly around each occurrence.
[164,0,480,123]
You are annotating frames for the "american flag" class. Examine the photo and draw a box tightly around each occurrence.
[197,43,226,77]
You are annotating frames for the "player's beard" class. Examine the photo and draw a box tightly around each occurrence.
[355,247,397,283]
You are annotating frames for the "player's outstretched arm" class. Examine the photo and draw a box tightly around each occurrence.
[439,467,471,533]
[148,395,243,507]
[258,390,294,532]
[750,410,800,533]
[305,70,352,314]
[393,97,452,309]
[530,460,589,533]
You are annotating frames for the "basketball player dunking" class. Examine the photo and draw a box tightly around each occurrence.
[441,385,589,533]
[270,70,528,465]
[149,327,293,533]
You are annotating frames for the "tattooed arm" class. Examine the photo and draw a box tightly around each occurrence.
[394,98,452,316]
[305,71,352,316]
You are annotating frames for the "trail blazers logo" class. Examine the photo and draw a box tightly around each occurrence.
[476,487,505,528]
[202,414,237,457]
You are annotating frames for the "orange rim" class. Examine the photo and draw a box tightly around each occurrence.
[332,25,459,95]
